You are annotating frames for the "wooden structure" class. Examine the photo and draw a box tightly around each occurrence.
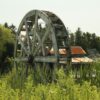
[14,10,71,70]
[50,46,93,64]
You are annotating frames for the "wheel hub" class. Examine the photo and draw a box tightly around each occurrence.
[28,55,34,64]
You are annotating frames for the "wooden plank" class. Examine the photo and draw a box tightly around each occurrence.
[14,57,28,62]
[34,56,57,63]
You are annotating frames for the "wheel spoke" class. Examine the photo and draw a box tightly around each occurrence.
[41,43,45,56]
[33,44,41,56]
[32,30,36,53]
[42,26,50,43]
[16,34,29,55]
[34,12,42,55]
[25,20,31,55]
[35,32,41,43]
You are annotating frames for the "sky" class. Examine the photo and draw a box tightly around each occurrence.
[0,0,100,36]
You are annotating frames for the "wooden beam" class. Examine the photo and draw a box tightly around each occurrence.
[34,56,57,63]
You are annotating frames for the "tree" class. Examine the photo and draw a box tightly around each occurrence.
[9,24,16,34]
[75,28,83,46]
[73,28,100,52]
[0,24,15,73]
[4,22,9,28]
[4,22,16,34]
[70,33,75,45]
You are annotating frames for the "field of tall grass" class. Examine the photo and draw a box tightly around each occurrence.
[0,62,100,100]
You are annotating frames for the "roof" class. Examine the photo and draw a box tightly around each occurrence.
[50,46,86,55]
[50,46,93,63]
[71,46,86,55]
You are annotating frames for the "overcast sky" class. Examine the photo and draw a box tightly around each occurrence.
[0,0,100,36]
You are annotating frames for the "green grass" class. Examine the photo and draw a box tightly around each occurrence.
[0,62,100,100]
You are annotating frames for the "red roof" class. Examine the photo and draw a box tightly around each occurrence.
[50,46,86,55]
[71,46,86,55]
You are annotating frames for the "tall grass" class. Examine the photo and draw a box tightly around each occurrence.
[0,62,100,100]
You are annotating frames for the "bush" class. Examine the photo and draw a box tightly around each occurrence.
[0,25,15,73]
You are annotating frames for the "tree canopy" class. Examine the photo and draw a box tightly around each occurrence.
[0,24,15,73]
[69,28,100,53]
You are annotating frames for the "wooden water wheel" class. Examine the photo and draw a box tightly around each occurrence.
[14,10,71,75]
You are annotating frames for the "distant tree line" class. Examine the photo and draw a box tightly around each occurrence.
[4,22,16,34]
[69,28,100,53]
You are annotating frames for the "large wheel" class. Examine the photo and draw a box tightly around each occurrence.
[14,10,71,76]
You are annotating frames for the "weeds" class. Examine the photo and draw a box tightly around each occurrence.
[0,62,100,100]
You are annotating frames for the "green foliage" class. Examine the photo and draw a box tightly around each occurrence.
[70,27,100,52]
[0,25,14,51]
[0,63,100,100]
[0,24,15,73]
